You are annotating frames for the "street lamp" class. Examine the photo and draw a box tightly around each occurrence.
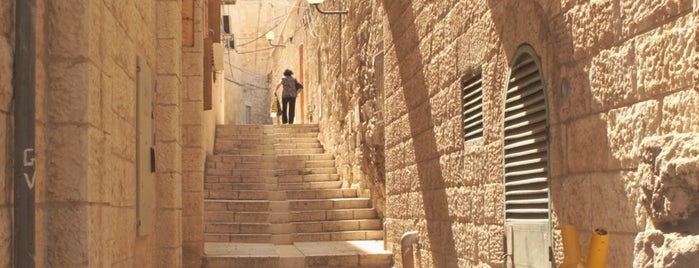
[307,0,348,15]
[265,31,285,47]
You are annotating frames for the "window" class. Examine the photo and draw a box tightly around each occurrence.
[461,73,483,142]
[503,45,551,267]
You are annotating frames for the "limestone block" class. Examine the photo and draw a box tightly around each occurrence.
[634,230,699,267]
[158,173,183,209]
[565,1,620,60]
[185,75,204,102]
[155,141,182,173]
[156,0,181,39]
[46,205,89,267]
[551,175,592,230]
[183,191,203,217]
[181,100,203,125]
[157,247,183,268]
[182,52,203,77]
[605,100,661,169]
[157,38,182,75]
[47,61,98,124]
[183,242,204,268]
[182,147,204,172]
[155,74,181,106]
[182,125,203,147]
[48,0,90,58]
[482,184,504,225]
[590,44,638,111]
[636,16,695,98]
[446,187,473,222]
[106,157,137,207]
[154,104,181,142]
[589,171,644,233]
[661,90,699,133]
[384,91,408,129]
[620,0,693,36]
[637,134,699,226]
[110,116,136,161]
[156,209,183,248]
[182,215,203,242]
[46,124,89,202]
[87,127,107,203]
[604,233,635,268]
[451,222,478,262]
[0,37,11,113]
[567,114,611,172]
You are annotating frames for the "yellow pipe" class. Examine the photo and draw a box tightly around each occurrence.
[559,225,583,268]
[586,228,609,268]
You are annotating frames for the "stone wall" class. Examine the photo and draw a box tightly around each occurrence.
[0,0,218,267]
[281,0,698,267]
[0,1,12,267]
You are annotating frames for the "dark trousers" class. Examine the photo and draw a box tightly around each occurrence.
[281,97,296,124]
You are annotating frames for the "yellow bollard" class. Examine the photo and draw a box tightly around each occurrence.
[586,228,609,268]
[559,225,584,268]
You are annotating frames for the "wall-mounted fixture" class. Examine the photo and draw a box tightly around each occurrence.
[307,0,348,15]
[265,31,286,47]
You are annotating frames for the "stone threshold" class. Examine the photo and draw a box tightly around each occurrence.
[204,240,392,268]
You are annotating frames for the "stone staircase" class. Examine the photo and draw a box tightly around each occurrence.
[203,124,392,268]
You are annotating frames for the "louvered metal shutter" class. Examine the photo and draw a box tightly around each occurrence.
[504,51,549,222]
[462,74,483,142]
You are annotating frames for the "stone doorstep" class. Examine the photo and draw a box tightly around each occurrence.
[204,240,392,268]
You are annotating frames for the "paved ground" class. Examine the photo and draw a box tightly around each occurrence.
[205,240,393,267]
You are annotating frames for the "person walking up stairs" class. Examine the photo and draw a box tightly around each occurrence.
[203,124,392,268]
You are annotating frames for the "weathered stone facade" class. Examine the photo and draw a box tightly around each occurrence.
[2,0,224,266]
[272,0,698,267]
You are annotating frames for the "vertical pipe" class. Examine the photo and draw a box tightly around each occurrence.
[401,231,419,268]
[586,229,609,268]
[13,0,37,267]
[559,225,583,268]
[299,45,304,123]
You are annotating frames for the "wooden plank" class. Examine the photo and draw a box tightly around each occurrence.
[204,37,213,110]
[209,0,221,42]
[182,0,194,46]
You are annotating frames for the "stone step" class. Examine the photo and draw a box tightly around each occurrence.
[205,229,384,244]
[205,176,278,184]
[288,198,372,211]
[205,208,378,223]
[293,219,382,233]
[293,230,384,242]
[204,180,343,191]
[277,174,340,183]
[205,200,270,212]
[275,167,337,176]
[204,189,357,200]
[215,147,325,155]
[206,168,278,177]
[205,198,372,212]
[290,209,378,222]
[206,222,272,234]
[205,211,270,223]
[204,241,392,268]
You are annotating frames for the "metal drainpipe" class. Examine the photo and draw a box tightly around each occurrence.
[401,231,419,268]
[13,0,37,267]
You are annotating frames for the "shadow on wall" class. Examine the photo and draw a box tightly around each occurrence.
[382,0,459,267]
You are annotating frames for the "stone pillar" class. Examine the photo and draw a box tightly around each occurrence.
[156,0,184,267]
[181,0,207,267]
